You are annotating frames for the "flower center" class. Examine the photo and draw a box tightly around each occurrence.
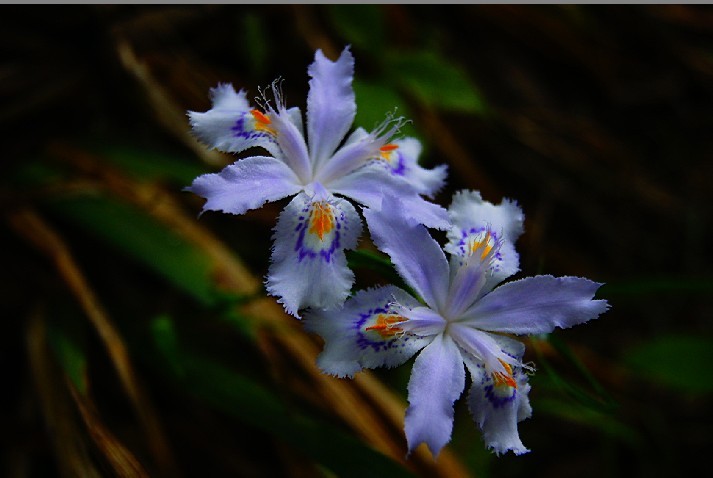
[470,230,494,262]
[365,313,408,339]
[307,201,335,241]
[492,359,517,389]
[250,109,276,135]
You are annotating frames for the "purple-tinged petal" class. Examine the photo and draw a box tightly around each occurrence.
[363,195,450,311]
[378,137,448,198]
[446,190,524,291]
[189,84,282,158]
[314,132,381,185]
[269,107,312,184]
[329,164,450,230]
[405,333,465,457]
[398,306,446,337]
[304,286,432,378]
[266,191,362,317]
[463,351,532,456]
[307,47,356,168]
[462,275,609,335]
[185,156,302,215]
[449,323,519,376]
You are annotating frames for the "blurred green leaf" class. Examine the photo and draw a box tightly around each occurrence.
[149,316,414,478]
[384,50,486,114]
[536,397,642,448]
[101,146,206,185]
[239,12,269,78]
[533,335,617,413]
[346,249,417,298]
[352,79,418,139]
[46,318,88,395]
[50,195,223,307]
[328,5,385,52]
[150,315,185,378]
[624,335,713,394]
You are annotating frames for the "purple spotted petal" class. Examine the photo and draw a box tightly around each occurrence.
[363,195,450,311]
[189,84,282,158]
[266,191,361,317]
[463,351,532,456]
[405,333,465,457]
[383,137,448,198]
[462,275,609,335]
[304,286,432,378]
[445,190,524,291]
[307,47,356,169]
[185,156,302,215]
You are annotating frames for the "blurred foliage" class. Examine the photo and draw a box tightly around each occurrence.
[2,4,712,478]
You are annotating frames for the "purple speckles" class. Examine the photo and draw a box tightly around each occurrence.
[231,114,277,143]
[389,151,407,176]
[484,384,517,409]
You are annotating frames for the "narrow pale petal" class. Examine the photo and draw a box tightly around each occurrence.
[266,191,362,316]
[449,323,520,376]
[445,190,524,291]
[268,107,312,184]
[304,286,432,378]
[362,195,450,311]
[379,137,448,198]
[463,351,532,456]
[329,164,450,230]
[189,84,282,157]
[405,334,465,457]
[185,156,302,215]
[462,275,609,335]
[307,47,356,168]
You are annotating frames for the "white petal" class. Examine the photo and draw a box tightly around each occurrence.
[304,286,432,378]
[189,84,282,157]
[405,333,465,457]
[185,156,302,215]
[446,190,524,291]
[362,195,450,311]
[266,192,362,316]
[307,47,356,168]
[463,351,532,456]
[330,164,450,230]
[379,137,448,198]
[462,275,609,335]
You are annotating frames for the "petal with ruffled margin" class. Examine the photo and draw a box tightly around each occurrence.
[185,156,302,215]
[304,286,432,378]
[363,195,450,311]
[189,84,282,158]
[462,275,609,335]
[330,164,450,230]
[266,190,361,317]
[378,137,448,198]
[463,346,532,456]
[307,47,356,169]
[405,333,465,457]
[446,190,524,290]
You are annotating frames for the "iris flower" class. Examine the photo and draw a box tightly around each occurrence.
[305,192,609,456]
[186,47,448,316]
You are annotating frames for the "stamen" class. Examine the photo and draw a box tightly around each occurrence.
[470,231,494,261]
[365,314,407,339]
[492,359,517,389]
[250,109,271,125]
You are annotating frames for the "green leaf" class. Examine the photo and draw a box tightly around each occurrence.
[384,50,486,115]
[100,145,206,185]
[624,335,713,394]
[50,195,223,307]
[328,5,385,52]
[352,79,418,139]
[149,316,414,478]
[46,319,89,395]
[536,397,642,448]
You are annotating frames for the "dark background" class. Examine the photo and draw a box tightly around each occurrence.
[1,5,712,478]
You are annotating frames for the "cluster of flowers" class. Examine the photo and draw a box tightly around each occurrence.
[186,47,609,457]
